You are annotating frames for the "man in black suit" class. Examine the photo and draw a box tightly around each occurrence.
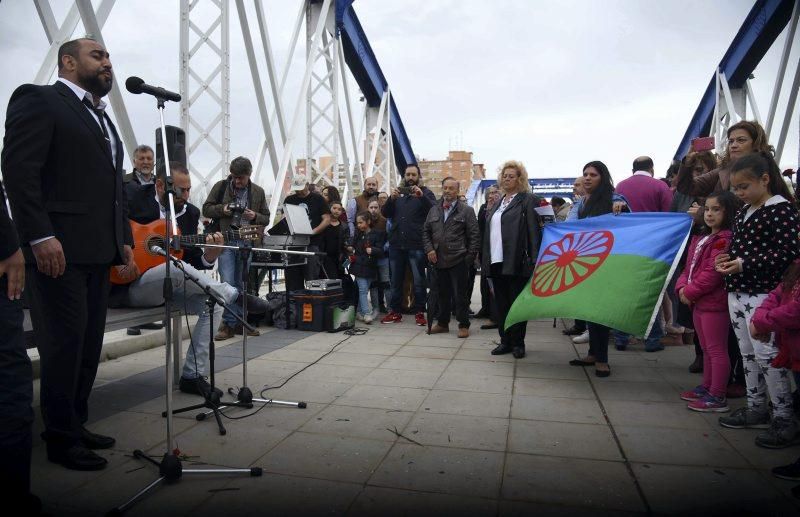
[2,38,136,471]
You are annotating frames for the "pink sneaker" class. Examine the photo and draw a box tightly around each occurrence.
[679,385,708,402]
[687,394,729,413]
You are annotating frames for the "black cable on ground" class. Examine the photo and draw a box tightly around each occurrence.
[217,326,371,421]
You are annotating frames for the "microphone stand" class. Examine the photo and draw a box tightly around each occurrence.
[188,242,317,416]
[110,96,258,516]
[156,251,254,435]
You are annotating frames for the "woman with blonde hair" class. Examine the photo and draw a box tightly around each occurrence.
[481,161,542,359]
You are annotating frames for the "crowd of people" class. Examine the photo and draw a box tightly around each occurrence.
[2,37,800,512]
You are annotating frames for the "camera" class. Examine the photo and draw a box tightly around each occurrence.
[397,186,411,196]
[226,201,246,214]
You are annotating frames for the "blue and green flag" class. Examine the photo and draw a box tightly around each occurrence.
[505,213,693,337]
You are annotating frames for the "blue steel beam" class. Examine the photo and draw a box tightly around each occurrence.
[675,0,794,160]
[335,0,416,173]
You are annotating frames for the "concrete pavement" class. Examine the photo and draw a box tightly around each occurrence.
[29,311,800,515]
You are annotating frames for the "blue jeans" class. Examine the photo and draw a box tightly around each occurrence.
[355,276,373,316]
[217,245,250,327]
[388,248,427,313]
[613,319,664,350]
[126,262,238,379]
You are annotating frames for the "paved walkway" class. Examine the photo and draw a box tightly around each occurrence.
[31,312,800,515]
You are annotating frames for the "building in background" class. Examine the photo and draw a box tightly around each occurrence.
[419,150,483,198]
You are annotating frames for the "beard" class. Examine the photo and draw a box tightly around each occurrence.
[80,68,113,98]
[405,177,418,186]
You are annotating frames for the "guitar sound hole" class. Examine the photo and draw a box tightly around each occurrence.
[146,236,166,253]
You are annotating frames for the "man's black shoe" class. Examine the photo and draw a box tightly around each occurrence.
[138,322,164,330]
[126,327,142,336]
[562,325,584,336]
[474,309,489,319]
[179,376,223,399]
[47,445,107,471]
[481,322,499,330]
[81,427,115,449]
[491,343,513,355]
[512,346,526,359]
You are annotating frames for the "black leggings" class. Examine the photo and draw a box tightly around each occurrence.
[587,322,609,363]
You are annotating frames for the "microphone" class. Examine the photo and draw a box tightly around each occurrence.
[150,245,168,257]
[125,76,181,102]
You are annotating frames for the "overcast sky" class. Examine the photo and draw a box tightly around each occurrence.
[0,0,797,193]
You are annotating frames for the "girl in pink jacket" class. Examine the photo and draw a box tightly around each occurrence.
[676,192,738,412]
[751,259,800,481]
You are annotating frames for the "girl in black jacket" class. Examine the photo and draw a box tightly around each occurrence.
[347,212,386,324]
[320,201,349,279]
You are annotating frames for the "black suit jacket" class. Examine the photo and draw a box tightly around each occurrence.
[127,184,209,271]
[1,81,132,265]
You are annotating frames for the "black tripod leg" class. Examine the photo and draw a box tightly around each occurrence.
[211,408,227,436]
[162,403,206,417]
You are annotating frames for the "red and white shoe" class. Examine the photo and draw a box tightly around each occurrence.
[415,312,427,326]
[381,312,402,324]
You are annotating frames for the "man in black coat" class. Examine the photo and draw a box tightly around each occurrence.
[2,38,136,471]
[380,164,436,326]
[423,178,479,337]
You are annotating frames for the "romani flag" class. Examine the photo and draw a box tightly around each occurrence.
[505,213,693,337]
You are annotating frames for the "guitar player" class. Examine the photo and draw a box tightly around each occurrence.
[117,161,268,399]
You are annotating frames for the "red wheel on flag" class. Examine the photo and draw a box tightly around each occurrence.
[531,230,614,297]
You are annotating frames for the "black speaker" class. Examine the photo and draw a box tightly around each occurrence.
[155,125,186,169]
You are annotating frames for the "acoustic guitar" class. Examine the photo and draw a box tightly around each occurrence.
[110,219,263,285]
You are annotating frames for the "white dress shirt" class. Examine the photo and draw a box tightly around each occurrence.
[489,193,516,264]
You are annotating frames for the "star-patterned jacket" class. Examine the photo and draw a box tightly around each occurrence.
[725,195,800,295]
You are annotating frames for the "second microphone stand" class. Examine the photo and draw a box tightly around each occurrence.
[192,242,316,420]
[159,253,256,435]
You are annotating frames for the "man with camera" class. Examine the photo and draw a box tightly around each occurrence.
[381,164,436,326]
[202,156,270,340]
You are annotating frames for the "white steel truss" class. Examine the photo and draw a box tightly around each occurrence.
[305,2,340,190]
[179,0,230,205]
[365,89,396,192]
[710,1,799,164]
[23,1,405,222]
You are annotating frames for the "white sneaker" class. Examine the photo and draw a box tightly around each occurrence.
[363,313,373,324]
[572,330,589,344]
[356,313,364,322]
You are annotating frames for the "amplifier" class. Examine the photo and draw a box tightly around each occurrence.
[304,279,343,292]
